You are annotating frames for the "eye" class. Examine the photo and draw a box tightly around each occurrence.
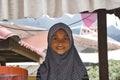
[54,37,57,40]
[52,36,58,40]
[64,36,69,40]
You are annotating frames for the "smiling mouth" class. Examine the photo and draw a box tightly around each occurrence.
[56,46,64,50]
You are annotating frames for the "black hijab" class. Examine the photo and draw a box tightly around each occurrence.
[37,23,89,80]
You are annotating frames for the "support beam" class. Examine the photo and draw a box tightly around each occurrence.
[0,56,6,66]
[0,39,9,50]
[97,9,109,80]
[0,61,6,66]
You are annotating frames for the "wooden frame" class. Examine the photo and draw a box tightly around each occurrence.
[0,36,40,66]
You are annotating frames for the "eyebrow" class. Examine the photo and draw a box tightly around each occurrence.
[64,34,69,37]
[52,34,57,37]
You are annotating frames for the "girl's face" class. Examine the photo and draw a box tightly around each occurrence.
[51,29,70,54]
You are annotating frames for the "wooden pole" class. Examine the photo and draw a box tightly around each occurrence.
[97,9,109,80]
[0,61,6,66]
[0,56,6,66]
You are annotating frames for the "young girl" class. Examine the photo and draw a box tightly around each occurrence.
[36,23,89,80]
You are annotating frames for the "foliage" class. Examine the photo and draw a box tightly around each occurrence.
[86,60,120,80]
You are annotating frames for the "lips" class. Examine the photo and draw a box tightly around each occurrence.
[56,46,64,50]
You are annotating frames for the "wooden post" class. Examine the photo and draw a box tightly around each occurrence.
[0,56,6,66]
[97,9,109,80]
[0,61,6,66]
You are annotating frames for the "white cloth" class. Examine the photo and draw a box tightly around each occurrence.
[0,0,120,19]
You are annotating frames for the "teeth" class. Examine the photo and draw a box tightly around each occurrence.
[57,46,64,50]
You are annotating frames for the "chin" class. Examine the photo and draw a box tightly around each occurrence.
[57,52,65,54]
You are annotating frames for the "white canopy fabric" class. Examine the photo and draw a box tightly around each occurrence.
[0,0,120,19]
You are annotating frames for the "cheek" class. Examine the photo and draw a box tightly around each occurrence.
[63,41,70,48]
[50,41,57,48]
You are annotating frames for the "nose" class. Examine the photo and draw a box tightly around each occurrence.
[58,39,63,45]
